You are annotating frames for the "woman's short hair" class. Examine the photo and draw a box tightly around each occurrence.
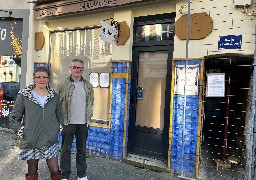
[33,66,50,77]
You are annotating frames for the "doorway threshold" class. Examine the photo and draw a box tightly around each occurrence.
[123,154,169,172]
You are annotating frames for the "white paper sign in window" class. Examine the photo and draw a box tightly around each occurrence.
[90,73,99,88]
[174,65,199,96]
[100,73,110,88]
[206,73,225,97]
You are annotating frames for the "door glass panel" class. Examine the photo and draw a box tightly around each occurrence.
[135,51,168,130]
[134,24,174,42]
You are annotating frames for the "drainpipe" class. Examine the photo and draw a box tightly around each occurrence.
[248,25,256,180]
[26,2,35,86]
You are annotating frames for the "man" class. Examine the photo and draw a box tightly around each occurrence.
[56,59,94,180]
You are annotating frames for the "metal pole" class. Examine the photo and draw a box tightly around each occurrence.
[179,0,191,179]
[248,25,256,180]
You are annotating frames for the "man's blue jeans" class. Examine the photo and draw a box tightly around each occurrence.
[60,124,88,179]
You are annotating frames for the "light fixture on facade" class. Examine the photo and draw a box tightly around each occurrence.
[237,5,256,16]
[234,0,256,16]
[234,0,252,6]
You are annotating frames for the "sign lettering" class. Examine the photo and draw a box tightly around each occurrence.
[34,0,143,18]
[218,35,242,49]
[0,19,23,56]
[174,65,199,96]
[0,28,6,40]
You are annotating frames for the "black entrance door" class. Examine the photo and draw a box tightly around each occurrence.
[128,13,175,161]
[128,47,173,160]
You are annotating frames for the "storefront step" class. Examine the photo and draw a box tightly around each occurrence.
[123,154,169,173]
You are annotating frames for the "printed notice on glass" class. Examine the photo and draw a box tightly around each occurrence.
[206,73,225,97]
[174,65,199,96]
[90,73,99,88]
[100,73,110,88]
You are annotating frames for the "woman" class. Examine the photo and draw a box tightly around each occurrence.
[9,67,63,180]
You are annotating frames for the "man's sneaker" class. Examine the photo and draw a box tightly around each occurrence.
[78,176,88,180]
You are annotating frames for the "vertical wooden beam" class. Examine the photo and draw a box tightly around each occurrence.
[196,59,204,178]
[168,60,176,170]
[122,61,130,159]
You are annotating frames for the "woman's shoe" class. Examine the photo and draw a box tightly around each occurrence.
[51,171,62,180]
[51,174,62,180]
[25,173,38,180]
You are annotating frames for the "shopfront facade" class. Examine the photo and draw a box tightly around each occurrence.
[31,0,256,179]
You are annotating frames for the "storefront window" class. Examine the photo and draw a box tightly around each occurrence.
[161,23,174,40]
[50,28,112,127]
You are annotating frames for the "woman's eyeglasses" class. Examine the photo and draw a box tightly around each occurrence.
[34,76,49,80]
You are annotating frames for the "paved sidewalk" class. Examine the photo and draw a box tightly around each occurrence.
[0,128,181,180]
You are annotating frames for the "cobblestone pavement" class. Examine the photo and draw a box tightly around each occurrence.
[0,128,181,180]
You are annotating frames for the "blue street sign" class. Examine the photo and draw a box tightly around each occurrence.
[218,35,242,49]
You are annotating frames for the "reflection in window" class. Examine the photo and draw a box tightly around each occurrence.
[51,28,112,85]
[101,41,111,55]
[134,26,145,42]
[50,28,112,127]
[161,24,174,40]
[0,55,20,128]
[0,56,21,101]
[149,24,157,41]
[134,23,174,42]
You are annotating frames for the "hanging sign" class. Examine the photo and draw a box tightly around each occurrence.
[116,21,130,46]
[0,19,23,56]
[174,65,199,96]
[206,73,225,97]
[99,19,119,44]
[34,0,144,18]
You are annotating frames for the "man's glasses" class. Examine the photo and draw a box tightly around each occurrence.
[72,66,84,70]
[34,76,49,80]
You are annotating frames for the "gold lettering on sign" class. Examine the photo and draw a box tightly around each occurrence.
[80,0,114,10]
[80,0,116,11]
[35,0,142,18]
